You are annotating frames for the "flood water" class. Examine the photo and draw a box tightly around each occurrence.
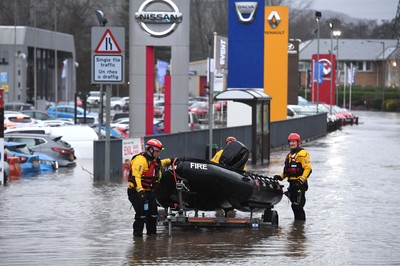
[1,110,399,265]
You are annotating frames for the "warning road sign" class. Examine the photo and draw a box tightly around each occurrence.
[95,29,121,54]
[91,27,125,84]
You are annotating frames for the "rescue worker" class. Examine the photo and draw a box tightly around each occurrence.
[127,139,174,237]
[211,136,248,171]
[274,133,312,220]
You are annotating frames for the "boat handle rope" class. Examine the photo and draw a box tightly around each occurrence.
[170,158,190,192]
[171,158,178,184]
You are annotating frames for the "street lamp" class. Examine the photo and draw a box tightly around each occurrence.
[204,33,214,160]
[333,30,341,105]
[315,11,321,113]
[367,40,385,108]
[329,22,334,115]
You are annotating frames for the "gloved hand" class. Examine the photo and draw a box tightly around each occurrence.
[274,175,282,181]
[298,176,307,184]
[138,190,145,199]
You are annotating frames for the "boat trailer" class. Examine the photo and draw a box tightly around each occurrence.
[158,182,279,237]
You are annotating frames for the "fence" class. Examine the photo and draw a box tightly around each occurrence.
[93,113,327,181]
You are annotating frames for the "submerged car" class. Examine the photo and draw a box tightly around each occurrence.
[4,133,76,167]
[4,141,40,176]
[35,151,59,172]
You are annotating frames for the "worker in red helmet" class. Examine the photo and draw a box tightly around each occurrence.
[211,136,248,171]
[127,138,174,237]
[274,133,312,220]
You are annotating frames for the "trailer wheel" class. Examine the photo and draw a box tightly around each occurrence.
[271,210,279,225]
[263,209,279,225]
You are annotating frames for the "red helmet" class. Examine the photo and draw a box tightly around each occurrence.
[288,133,301,145]
[226,136,237,144]
[146,139,164,151]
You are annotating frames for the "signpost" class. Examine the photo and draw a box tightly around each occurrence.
[91,26,125,182]
[0,87,4,185]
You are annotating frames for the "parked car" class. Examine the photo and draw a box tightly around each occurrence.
[41,119,75,127]
[4,111,37,129]
[4,133,76,167]
[4,102,34,111]
[189,101,208,119]
[153,93,164,101]
[21,110,54,120]
[110,97,126,111]
[4,125,98,160]
[287,105,307,119]
[111,117,130,129]
[112,112,129,122]
[189,96,208,106]
[86,91,104,106]
[298,96,310,106]
[153,118,164,135]
[188,111,201,131]
[111,117,165,135]
[2,158,10,184]
[75,116,99,125]
[58,96,83,107]
[4,153,22,180]
[46,105,97,119]
[90,125,126,139]
[4,141,40,176]
[122,97,129,112]
[35,151,59,172]
[153,100,165,118]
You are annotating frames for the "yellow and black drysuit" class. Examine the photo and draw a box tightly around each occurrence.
[211,141,248,171]
[276,147,312,220]
[127,152,171,236]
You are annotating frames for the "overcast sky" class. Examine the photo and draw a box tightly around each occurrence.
[310,0,398,21]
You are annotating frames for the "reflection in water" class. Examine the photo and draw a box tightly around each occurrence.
[125,227,282,265]
[284,221,307,258]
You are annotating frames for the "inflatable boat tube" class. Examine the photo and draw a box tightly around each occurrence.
[156,157,283,212]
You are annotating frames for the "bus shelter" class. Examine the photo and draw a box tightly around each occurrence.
[215,89,271,164]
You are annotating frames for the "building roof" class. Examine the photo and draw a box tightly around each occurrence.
[0,26,75,53]
[299,39,400,61]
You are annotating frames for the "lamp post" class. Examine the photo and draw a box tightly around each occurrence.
[333,30,341,106]
[329,22,334,115]
[204,34,214,160]
[95,9,110,182]
[367,40,385,109]
[315,11,321,113]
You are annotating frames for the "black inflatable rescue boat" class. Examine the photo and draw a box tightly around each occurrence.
[156,141,283,212]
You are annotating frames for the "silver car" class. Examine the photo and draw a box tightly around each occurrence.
[4,133,76,167]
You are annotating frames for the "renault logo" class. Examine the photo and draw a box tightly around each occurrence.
[267,11,281,29]
[135,0,183,38]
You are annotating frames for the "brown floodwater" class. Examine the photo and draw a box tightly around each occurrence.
[0,110,399,265]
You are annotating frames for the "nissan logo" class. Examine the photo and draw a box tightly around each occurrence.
[135,0,183,38]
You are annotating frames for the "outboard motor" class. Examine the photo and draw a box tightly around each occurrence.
[219,141,249,170]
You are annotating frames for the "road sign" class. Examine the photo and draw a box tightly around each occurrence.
[91,27,125,84]
[95,29,122,54]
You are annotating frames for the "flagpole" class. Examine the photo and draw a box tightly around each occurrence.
[343,64,346,108]
[349,63,352,111]
[315,11,321,113]
[311,59,314,101]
